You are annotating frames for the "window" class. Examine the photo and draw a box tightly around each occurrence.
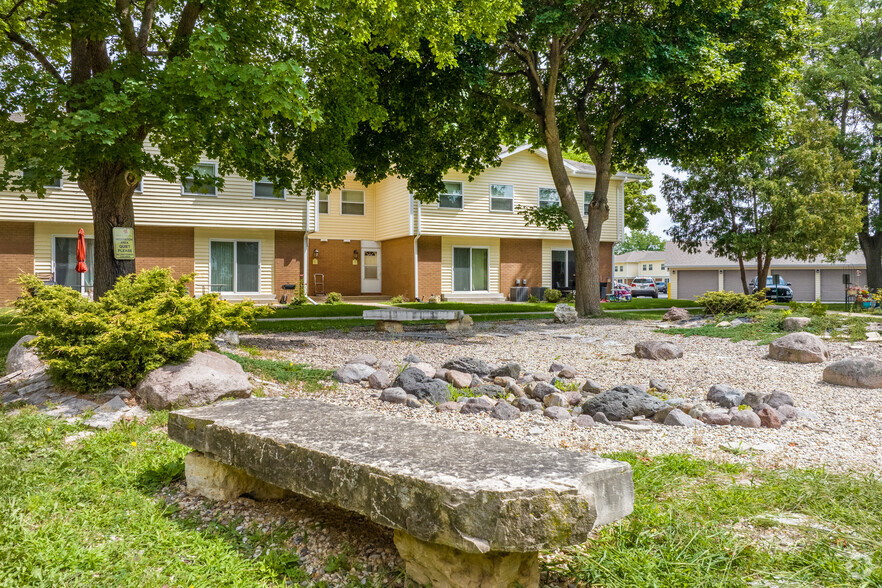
[583,191,594,214]
[538,187,560,208]
[341,190,365,215]
[661,263,666,270]
[182,162,217,196]
[22,170,62,188]
[552,250,576,289]
[642,264,647,271]
[210,241,260,293]
[254,178,284,199]
[439,181,463,209]
[453,247,488,291]
[649,264,653,271]
[490,184,514,212]
[53,236,94,294]
[318,191,329,214]
[134,177,143,192]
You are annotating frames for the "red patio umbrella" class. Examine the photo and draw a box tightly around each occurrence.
[75,228,88,274]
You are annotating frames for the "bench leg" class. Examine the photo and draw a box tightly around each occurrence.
[393,530,538,588]
[375,320,404,333]
[184,451,289,501]
[445,315,473,332]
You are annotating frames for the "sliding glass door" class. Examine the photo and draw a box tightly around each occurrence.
[210,240,260,293]
[53,236,94,294]
[551,249,576,290]
[452,247,489,291]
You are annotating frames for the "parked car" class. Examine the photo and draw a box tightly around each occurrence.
[630,277,658,298]
[749,275,793,302]
[655,280,668,294]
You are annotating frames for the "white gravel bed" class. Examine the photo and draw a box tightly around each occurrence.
[245,319,882,475]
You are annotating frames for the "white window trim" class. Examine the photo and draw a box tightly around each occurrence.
[438,181,464,210]
[583,190,595,215]
[22,170,63,189]
[253,178,286,200]
[317,190,330,214]
[51,233,94,295]
[451,246,490,292]
[208,239,262,294]
[340,189,365,216]
[488,183,514,213]
[538,187,560,209]
[182,162,219,197]
[550,248,576,290]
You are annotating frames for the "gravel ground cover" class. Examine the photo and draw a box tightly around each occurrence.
[243,319,882,474]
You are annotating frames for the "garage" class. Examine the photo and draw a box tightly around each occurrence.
[723,270,749,293]
[820,269,861,302]
[675,270,719,301]
[772,269,815,301]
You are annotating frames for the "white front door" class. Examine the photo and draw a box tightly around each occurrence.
[361,248,381,293]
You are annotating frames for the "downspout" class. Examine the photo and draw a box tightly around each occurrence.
[302,194,317,304]
[413,196,421,300]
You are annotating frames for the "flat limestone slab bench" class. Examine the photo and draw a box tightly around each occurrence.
[168,398,634,588]
[362,308,472,333]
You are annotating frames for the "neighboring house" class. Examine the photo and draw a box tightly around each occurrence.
[665,242,867,302]
[613,250,668,284]
[0,146,633,305]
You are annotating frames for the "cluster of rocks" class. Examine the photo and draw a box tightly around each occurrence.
[769,331,882,388]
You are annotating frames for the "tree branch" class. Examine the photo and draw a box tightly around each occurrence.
[560,6,596,54]
[3,29,65,84]
[478,90,542,124]
[2,0,28,20]
[137,0,157,53]
[115,0,139,53]
[168,1,203,61]
[504,41,544,101]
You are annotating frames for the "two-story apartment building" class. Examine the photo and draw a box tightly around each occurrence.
[613,250,669,285]
[0,146,630,305]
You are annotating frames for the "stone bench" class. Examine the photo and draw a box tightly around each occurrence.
[168,398,634,588]
[362,308,472,333]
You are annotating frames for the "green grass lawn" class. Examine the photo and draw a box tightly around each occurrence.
[224,354,334,392]
[269,304,374,318]
[605,308,704,321]
[1,405,879,587]
[602,298,696,310]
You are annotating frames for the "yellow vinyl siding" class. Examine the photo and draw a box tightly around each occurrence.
[375,176,412,241]
[440,236,500,293]
[541,239,573,288]
[312,177,378,241]
[193,228,274,295]
[419,150,622,242]
[33,222,95,276]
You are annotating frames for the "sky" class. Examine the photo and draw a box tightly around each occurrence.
[644,159,685,238]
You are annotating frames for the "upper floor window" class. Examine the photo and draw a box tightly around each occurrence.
[254,178,284,199]
[318,191,329,213]
[583,191,594,215]
[439,181,464,209]
[538,187,559,208]
[182,162,217,196]
[642,264,647,271]
[341,190,365,215]
[649,264,654,270]
[22,170,62,189]
[661,263,666,270]
[490,184,514,212]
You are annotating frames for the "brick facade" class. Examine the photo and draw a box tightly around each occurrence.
[599,241,614,285]
[274,231,305,300]
[0,221,34,305]
[416,236,442,299]
[135,226,195,294]
[500,238,543,292]
[381,236,415,299]
[307,239,362,296]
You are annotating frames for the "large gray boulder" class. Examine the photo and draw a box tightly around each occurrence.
[527,381,558,401]
[663,307,691,321]
[823,357,882,388]
[135,351,252,410]
[781,317,811,332]
[490,363,521,379]
[333,363,376,383]
[6,335,44,373]
[392,367,450,404]
[441,357,492,376]
[768,332,829,364]
[634,341,684,361]
[706,384,744,408]
[553,304,578,324]
[581,385,666,421]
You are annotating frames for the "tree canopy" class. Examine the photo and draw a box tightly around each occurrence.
[614,230,666,255]
[663,107,863,292]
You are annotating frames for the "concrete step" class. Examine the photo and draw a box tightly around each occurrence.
[217,293,279,305]
[441,292,507,304]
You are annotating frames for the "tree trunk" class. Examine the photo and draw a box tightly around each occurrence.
[859,231,882,290]
[737,255,749,294]
[79,166,139,298]
[756,252,772,296]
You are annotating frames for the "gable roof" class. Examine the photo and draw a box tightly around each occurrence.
[615,249,666,263]
[499,146,644,182]
[664,241,867,269]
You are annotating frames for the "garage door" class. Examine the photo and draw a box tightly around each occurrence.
[768,269,815,301]
[820,269,860,302]
[676,270,719,301]
[723,270,749,294]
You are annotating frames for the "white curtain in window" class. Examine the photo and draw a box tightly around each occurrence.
[210,242,234,292]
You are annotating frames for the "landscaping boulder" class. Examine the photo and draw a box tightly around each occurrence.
[554,304,578,324]
[433,368,449,381]
[706,384,744,408]
[532,372,554,382]
[435,401,461,413]
[664,410,695,427]
[822,357,882,388]
[742,391,770,411]
[441,357,491,376]
[765,390,794,409]
[445,370,473,389]
[6,335,43,373]
[782,317,811,332]
[135,351,251,410]
[379,387,407,404]
[334,363,376,384]
[391,368,450,404]
[574,414,595,428]
[592,412,611,425]
[582,380,603,394]
[634,341,684,361]
[649,378,671,393]
[490,363,521,379]
[507,383,526,398]
[564,391,583,406]
[543,406,571,421]
[472,384,506,398]
[490,401,520,421]
[460,397,495,414]
[776,404,798,423]
[405,395,422,408]
[581,385,666,421]
[557,366,577,379]
[651,405,677,423]
[410,362,436,378]
[346,354,378,367]
[528,381,558,401]
[757,406,782,429]
[368,370,391,390]
[513,397,542,412]
[700,409,732,426]
[730,409,761,428]
[377,359,398,374]
[543,392,569,408]
[769,332,829,364]
[663,307,691,321]
[403,354,421,363]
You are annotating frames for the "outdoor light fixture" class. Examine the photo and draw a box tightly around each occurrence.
[312,249,319,265]
[352,249,359,265]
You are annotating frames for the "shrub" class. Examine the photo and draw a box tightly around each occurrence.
[324,292,343,305]
[695,290,770,316]
[390,294,409,304]
[565,291,575,303]
[14,269,266,392]
[527,295,540,304]
[544,288,563,303]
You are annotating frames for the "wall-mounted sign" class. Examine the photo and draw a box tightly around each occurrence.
[112,227,135,260]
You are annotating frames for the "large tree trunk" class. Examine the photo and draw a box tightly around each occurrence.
[79,166,139,298]
[737,255,749,294]
[859,231,882,290]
